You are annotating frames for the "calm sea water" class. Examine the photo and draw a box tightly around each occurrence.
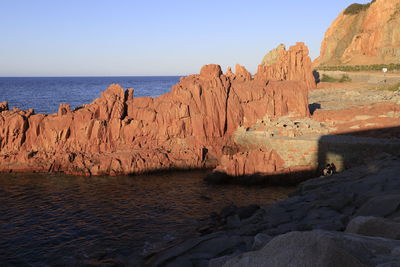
[0,76,181,114]
[0,77,293,266]
[0,171,293,266]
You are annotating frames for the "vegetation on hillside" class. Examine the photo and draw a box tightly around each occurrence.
[316,64,400,72]
[339,74,352,83]
[389,4,400,21]
[343,0,376,15]
[378,82,400,92]
[320,74,352,83]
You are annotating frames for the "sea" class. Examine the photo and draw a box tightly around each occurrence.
[0,77,293,266]
[0,76,181,114]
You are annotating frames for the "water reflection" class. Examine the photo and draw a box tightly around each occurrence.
[0,171,293,266]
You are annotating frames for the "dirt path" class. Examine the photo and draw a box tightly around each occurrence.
[318,71,400,85]
[311,82,400,111]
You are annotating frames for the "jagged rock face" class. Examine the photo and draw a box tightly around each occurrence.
[260,44,286,66]
[0,102,8,112]
[315,0,400,66]
[0,63,310,176]
[255,42,316,89]
[214,148,285,177]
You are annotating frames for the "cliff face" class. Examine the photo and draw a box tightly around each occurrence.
[0,44,313,176]
[260,44,286,66]
[315,0,400,66]
[256,42,316,89]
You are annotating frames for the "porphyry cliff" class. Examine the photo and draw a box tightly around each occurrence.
[314,0,400,66]
[0,43,314,176]
[257,42,316,89]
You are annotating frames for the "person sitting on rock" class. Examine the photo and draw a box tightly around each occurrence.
[323,163,336,176]
[330,163,336,173]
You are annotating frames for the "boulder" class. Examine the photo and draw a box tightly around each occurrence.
[224,230,400,267]
[145,234,252,266]
[355,194,400,217]
[209,254,238,267]
[200,64,222,78]
[237,205,260,220]
[251,233,273,250]
[148,157,400,265]
[346,216,400,239]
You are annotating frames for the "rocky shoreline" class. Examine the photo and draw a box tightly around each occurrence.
[144,153,400,266]
[2,0,400,266]
[0,43,314,177]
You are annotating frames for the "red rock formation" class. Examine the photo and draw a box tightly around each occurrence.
[233,64,252,82]
[0,62,310,176]
[0,102,8,112]
[255,42,316,89]
[314,0,400,66]
[312,102,400,137]
[214,148,285,176]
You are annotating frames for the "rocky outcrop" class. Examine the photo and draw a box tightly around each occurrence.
[346,216,400,240]
[260,44,286,66]
[256,42,316,89]
[0,63,310,176]
[314,0,400,66]
[146,154,400,266]
[214,80,400,179]
[224,230,400,267]
[214,148,285,177]
[0,102,8,112]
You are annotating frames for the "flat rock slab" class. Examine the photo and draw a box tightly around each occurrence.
[355,194,400,217]
[346,216,400,240]
[224,230,400,267]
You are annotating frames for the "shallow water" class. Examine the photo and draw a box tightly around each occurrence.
[0,171,294,266]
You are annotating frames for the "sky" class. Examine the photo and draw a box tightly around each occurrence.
[0,0,372,76]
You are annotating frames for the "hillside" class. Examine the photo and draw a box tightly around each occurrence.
[314,0,400,67]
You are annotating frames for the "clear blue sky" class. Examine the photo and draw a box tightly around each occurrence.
[0,0,371,76]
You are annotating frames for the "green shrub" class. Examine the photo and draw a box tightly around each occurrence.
[315,64,400,72]
[379,82,400,92]
[320,74,352,83]
[389,4,400,21]
[344,0,375,15]
[321,74,339,82]
[344,3,369,15]
[339,74,352,82]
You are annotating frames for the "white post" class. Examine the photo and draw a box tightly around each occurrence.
[382,68,388,84]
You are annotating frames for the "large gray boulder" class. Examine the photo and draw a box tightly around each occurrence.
[145,233,252,266]
[346,216,400,239]
[355,194,400,218]
[147,157,400,266]
[223,230,400,267]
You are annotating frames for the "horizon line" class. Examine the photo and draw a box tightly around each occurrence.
[0,75,187,78]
